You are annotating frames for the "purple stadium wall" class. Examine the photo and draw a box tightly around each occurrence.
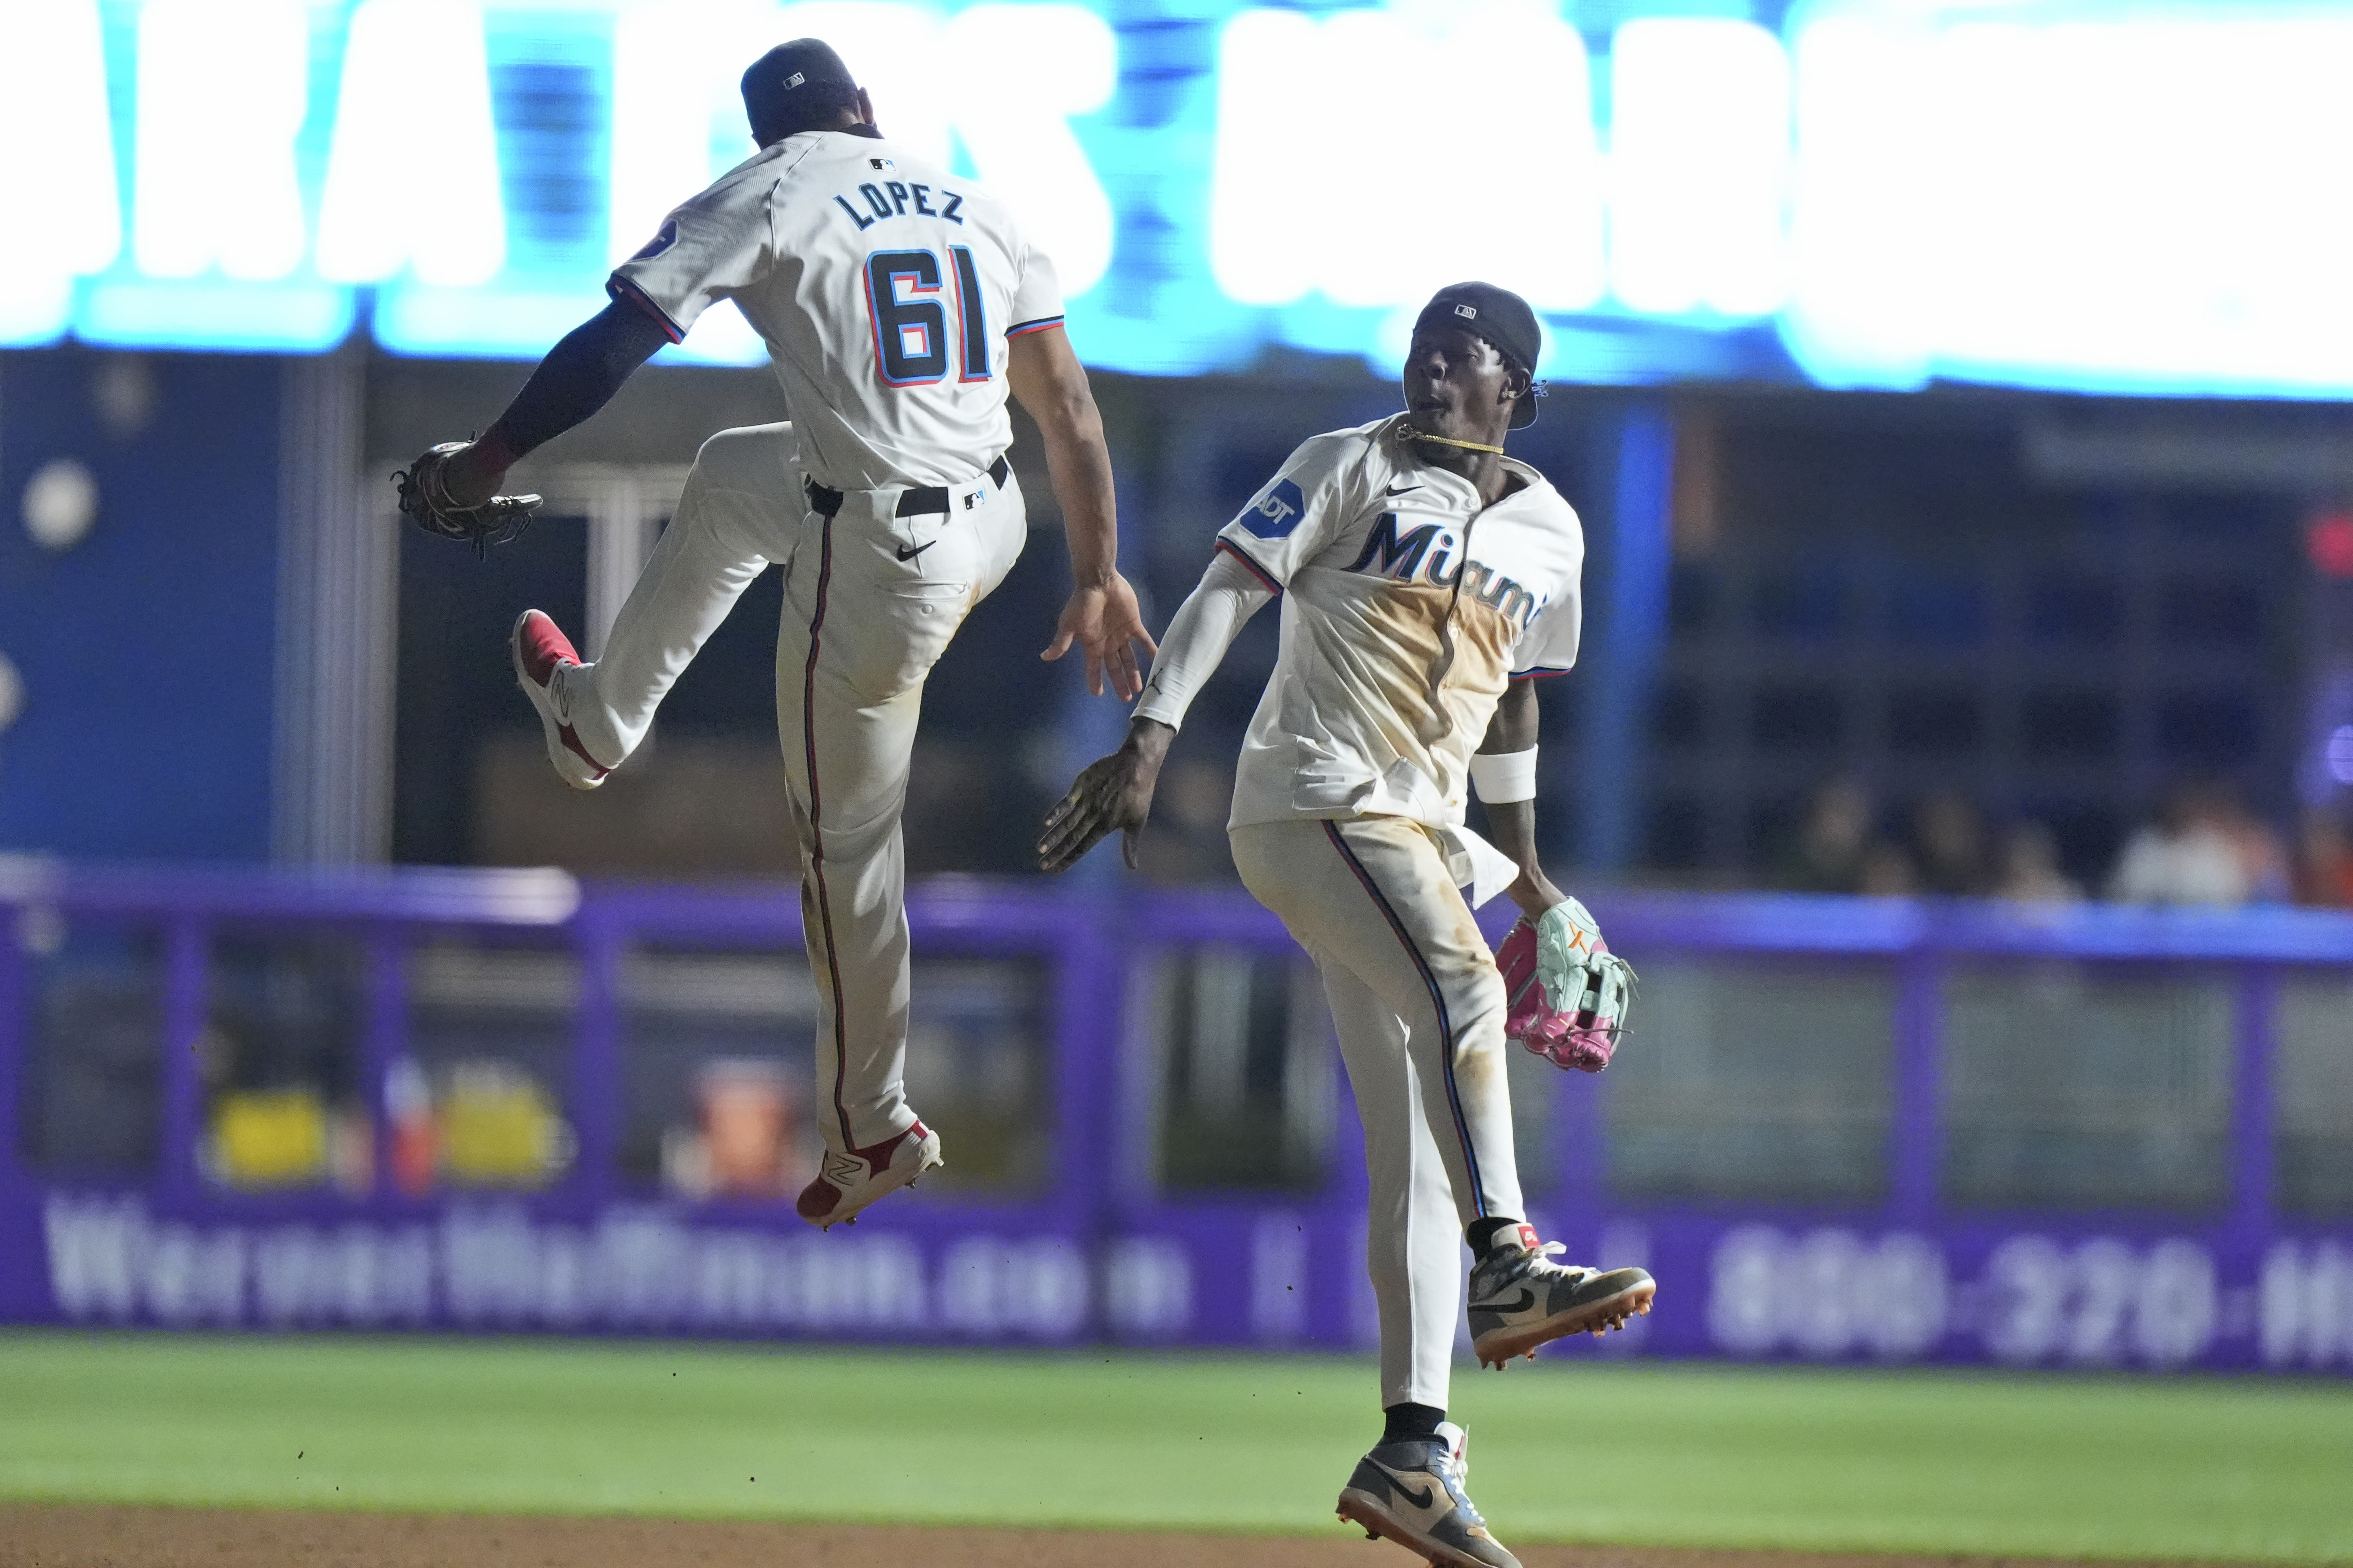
[2,860,2348,1374]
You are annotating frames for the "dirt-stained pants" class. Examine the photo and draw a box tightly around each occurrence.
[560,422,1026,1153]
[1230,815,1525,1409]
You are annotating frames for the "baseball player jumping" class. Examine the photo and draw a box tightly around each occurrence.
[397,40,1153,1231]
[1041,284,1650,1568]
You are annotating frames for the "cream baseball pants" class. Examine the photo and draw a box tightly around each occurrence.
[1230,815,1528,1409]
[558,422,1028,1154]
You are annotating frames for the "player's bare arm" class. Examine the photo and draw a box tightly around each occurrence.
[1478,680,1568,918]
[1478,678,1635,1076]
[1008,325,1157,700]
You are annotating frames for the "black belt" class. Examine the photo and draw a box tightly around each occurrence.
[805,454,1009,519]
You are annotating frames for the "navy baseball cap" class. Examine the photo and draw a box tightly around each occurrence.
[1414,282,1543,429]
[742,39,860,142]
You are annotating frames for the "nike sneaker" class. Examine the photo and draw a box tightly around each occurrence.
[1335,1421,1519,1568]
[794,1120,943,1231]
[510,610,610,790]
[1467,1223,1654,1367]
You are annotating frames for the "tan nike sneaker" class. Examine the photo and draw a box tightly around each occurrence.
[1335,1422,1519,1568]
[1467,1222,1654,1367]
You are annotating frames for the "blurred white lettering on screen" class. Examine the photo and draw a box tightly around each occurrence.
[317,0,507,287]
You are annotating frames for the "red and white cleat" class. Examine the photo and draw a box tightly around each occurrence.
[510,609,611,790]
[795,1121,943,1231]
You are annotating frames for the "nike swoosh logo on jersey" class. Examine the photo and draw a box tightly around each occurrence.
[1385,483,1421,495]
[897,541,936,563]
[1369,1463,1436,1511]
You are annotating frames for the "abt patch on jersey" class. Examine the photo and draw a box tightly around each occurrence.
[1237,478,1306,539]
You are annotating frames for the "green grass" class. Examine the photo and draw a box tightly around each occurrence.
[0,1332,2347,1561]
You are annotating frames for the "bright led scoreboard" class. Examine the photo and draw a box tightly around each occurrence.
[6,0,2353,397]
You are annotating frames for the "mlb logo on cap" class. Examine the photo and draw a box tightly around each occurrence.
[786,71,806,87]
[1417,282,1546,429]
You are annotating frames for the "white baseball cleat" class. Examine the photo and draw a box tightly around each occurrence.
[1467,1223,1654,1367]
[1335,1422,1519,1568]
[794,1120,943,1231]
[510,609,611,790]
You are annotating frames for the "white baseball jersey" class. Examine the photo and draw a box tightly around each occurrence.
[608,130,1064,491]
[1162,413,1584,836]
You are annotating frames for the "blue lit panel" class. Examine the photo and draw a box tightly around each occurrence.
[7,0,2353,399]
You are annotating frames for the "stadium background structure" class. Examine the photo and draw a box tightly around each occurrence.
[6,861,2351,1376]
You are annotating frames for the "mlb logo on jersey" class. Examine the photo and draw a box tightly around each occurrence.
[1237,478,1307,539]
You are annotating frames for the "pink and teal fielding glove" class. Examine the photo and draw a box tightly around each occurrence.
[1495,897,1634,1072]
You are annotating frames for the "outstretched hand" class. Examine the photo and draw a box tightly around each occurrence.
[1039,720,1174,873]
[1042,574,1157,700]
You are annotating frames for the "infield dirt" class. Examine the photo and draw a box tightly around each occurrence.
[0,1505,2272,1568]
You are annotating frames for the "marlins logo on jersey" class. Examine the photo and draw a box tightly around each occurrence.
[1184,414,1584,831]
[1345,511,1548,635]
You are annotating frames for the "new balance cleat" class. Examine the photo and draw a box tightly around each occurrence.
[511,609,611,790]
[795,1120,942,1231]
[1334,1422,1519,1568]
[1468,1224,1654,1367]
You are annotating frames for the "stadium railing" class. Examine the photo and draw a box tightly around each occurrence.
[1,856,2347,1374]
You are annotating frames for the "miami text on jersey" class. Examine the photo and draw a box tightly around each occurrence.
[1346,512,1545,632]
[833,180,967,232]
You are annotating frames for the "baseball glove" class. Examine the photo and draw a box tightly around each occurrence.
[1496,896,1634,1072]
[394,442,542,554]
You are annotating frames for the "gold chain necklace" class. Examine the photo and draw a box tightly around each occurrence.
[1399,425,1505,456]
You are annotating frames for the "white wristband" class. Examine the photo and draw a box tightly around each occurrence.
[1469,746,1538,804]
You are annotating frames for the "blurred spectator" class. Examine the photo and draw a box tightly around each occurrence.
[2107,781,2258,905]
[1857,839,1919,897]
[1911,788,1991,896]
[2292,808,2353,907]
[2210,783,2290,902]
[1991,821,2083,905]
[1765,776,1928,895]
[1766,776,1874,892]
